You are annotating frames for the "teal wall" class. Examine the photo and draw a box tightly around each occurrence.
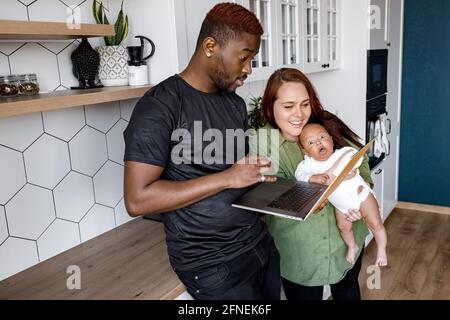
[399,0,450,206]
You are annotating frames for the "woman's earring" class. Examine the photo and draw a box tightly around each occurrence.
[206,52,211,57]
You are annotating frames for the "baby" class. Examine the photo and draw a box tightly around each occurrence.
[295,123,387,266]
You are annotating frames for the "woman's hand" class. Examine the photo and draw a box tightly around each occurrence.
[345,209,362,222]
[343,169,357,181]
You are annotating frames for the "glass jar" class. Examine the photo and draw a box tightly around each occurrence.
[0,75,19,98]
[17,73,40,96]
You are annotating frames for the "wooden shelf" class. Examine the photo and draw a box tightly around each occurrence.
[0,85,151,118]
[0,20,114,40]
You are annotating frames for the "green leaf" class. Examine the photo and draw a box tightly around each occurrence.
[114,4,125,45]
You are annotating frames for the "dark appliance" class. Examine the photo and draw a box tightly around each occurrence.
[366,48,389,169]
[367,49,388,100]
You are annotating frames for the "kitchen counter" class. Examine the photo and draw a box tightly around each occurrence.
[0,218,185,299]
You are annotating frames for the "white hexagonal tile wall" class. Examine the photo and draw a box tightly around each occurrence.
[0,146,26,205]
[67,0,101,24]
[0,113,43,152]
[43,106,85,142]
[0,206,8,245]
[28,0,69,22]
[0,0,28,20]
[93,161,124,207]
[69,126,108,176]
[24,134,71,189]
[106,119,127,164]
[6,184,55,240]
[37,219,80,261]
[119,99,138,121]
[85,102,121,133]
[40,41,73,55]
[54,171,94,222]
[0,54,10,75]
[0,43,26,56]
[0,238,39,281]
[10,43,60,92]
[57,41,82,89]
[114,199,134,227]
[79,204,115,242]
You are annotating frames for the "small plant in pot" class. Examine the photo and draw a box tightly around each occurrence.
[93,0,129,86]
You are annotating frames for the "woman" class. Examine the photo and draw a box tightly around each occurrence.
[254,68,373,300]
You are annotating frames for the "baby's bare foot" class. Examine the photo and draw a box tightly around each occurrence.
[376,250,388,267]
[346,245,359,264]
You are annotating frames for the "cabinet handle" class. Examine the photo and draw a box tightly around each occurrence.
[387,42,391,47]
[387,118,391,134]
[386,141,391,156]
[375,169,383,175]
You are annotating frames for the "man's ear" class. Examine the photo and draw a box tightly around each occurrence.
[202,37,217,58]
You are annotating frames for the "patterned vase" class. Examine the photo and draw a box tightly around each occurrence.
[97,45,129,87]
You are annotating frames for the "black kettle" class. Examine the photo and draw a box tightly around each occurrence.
[127,35,156,66]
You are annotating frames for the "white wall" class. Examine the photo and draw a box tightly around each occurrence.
[113,0,179,84]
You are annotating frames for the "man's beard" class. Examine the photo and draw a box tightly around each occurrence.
[212,56,234,91]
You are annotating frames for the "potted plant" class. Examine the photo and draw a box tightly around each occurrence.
[248,96,265,129]
[93,0,129,86]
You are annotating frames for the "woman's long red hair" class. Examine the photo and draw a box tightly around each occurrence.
[260,68,362,149]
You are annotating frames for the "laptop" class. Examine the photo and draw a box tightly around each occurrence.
[232,140,374,221]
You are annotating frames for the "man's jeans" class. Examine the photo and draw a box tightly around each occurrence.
[175,233,281,300]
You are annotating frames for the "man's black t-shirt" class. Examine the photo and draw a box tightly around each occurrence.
[123,75,266,271]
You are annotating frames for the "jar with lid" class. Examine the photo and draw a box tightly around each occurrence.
[17,74,40,96]
[0,75,19,98]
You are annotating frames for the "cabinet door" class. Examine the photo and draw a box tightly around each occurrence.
[243,0,278,81]
[369,0,390,49]
[371,164,384,220]
[303,0,341,73]
[174,0,224,70]
[278,0,303,67]
[366,164,384,246]
[382,130,398,221]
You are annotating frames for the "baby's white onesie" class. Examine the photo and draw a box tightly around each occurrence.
[295,146,373,213]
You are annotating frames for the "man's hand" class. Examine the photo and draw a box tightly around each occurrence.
[224,156,277,188]
[309,174,330,185]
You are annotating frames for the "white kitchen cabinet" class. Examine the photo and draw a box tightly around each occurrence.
[241,0,278,81]
[371,163,384,219]
[381,0,403,221]
[365,162,384,246]
[368,0,390,50]
[302,0,341,73]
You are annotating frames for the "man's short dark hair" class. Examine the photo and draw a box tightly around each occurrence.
[195,2,264,51]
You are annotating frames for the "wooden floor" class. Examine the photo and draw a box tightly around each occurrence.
[0,218,185,299]
[359,208,450,299]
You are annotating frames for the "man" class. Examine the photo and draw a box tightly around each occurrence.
[123,3,280,300]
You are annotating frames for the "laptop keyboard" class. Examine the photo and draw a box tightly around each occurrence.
[268,184,321,212]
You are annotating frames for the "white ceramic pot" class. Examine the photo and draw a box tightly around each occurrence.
[97,45,129,86]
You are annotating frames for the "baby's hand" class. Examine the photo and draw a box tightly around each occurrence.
[309,174,330,185]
